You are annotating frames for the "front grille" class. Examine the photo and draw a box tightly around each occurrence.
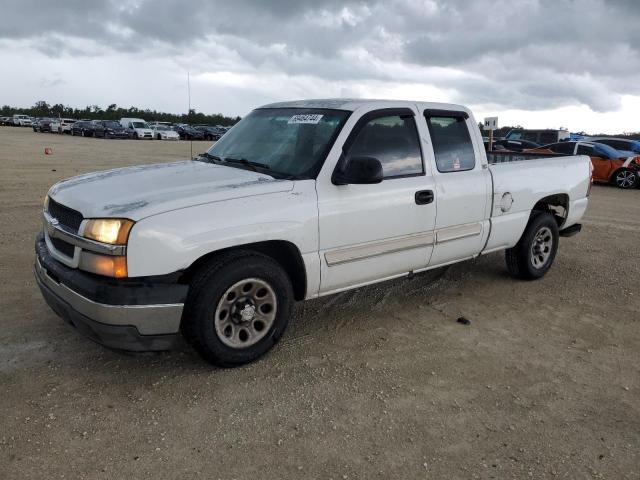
[50,237,75,258]
[48,198,83,233]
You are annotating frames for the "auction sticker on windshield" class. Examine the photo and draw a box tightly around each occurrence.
[287,114,324,124]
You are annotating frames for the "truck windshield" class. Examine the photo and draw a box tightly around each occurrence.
[204,108,350,179]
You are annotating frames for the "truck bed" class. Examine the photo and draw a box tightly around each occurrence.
[483,153,591,253]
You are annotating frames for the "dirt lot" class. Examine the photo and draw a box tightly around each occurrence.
[0,126,638,479]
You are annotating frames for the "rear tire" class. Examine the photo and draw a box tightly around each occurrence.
[613,169,637,189]
[182,251,293,367]
[505,212,559,280]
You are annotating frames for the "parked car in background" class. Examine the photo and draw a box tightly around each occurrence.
[506,128,570,145]
[194,124,225,141]
[71,120,98,137]
[0,116,14,125]
[50,118,76,134]
[60,118,77,134]
[569,132,589,141]
[93,120,129,139]
[120,118,154,139]
[12,114,32,127]
[528,141,639,189]
[33,118,54,132]
[485,138,541,152]
[587,137,640,157]
[174,123,205,140]
[150,124,180,140]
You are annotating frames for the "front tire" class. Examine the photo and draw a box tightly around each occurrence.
[505,212,559,280]
[182,251,293,367]
[613,169,637,189]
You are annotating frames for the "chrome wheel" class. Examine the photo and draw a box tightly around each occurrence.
[214,278,277,348]
[531,226,553,269]
[615,170,636,189]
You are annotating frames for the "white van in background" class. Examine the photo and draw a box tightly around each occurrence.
[119,118,154,140]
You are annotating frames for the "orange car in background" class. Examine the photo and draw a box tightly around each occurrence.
[527,141,640,189]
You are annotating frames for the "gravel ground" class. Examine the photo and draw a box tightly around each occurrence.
[1,126,639,479]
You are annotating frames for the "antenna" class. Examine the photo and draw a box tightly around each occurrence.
[187,71,193,159]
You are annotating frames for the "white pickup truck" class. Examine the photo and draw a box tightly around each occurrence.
[35,99,591,366]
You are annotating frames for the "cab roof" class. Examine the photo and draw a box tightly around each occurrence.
[259,98,471,114]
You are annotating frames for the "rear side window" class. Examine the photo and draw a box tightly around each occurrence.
[538,132,558,145]
[605,139,628,150]
[426,115,475,172]
[577,144,595,156]
[550,142,574,154]
[346,115,423,178]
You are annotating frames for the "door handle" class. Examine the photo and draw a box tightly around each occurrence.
[415,190,434,205]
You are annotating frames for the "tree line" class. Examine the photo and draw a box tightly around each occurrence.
[1,101,240,126]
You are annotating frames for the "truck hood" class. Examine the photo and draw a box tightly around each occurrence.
[48,161,293,220]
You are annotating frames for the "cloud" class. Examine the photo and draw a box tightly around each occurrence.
[1,0,639,126]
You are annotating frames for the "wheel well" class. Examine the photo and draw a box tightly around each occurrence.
[179,241,307,301]
[532,194,569,227]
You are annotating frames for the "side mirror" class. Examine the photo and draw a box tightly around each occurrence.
[332,156,383,185]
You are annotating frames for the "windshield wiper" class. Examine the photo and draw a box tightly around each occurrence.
[223,157,270,171]
[198,153,283,177]
[198,152,224,163]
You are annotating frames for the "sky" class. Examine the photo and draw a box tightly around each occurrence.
[1,0,639,133]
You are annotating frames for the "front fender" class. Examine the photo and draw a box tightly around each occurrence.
[126,181,319,280]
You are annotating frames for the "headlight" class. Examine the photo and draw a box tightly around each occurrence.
[84,218,134,245]
[43,195,49,212]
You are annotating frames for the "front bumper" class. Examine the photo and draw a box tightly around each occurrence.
[105,131,128,139]
[35,234,186,351]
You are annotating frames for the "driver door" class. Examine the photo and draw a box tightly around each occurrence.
[316,108,437,294]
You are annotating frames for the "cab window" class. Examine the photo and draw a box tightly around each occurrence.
[346,115,423,178]
[426,115,475,172]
